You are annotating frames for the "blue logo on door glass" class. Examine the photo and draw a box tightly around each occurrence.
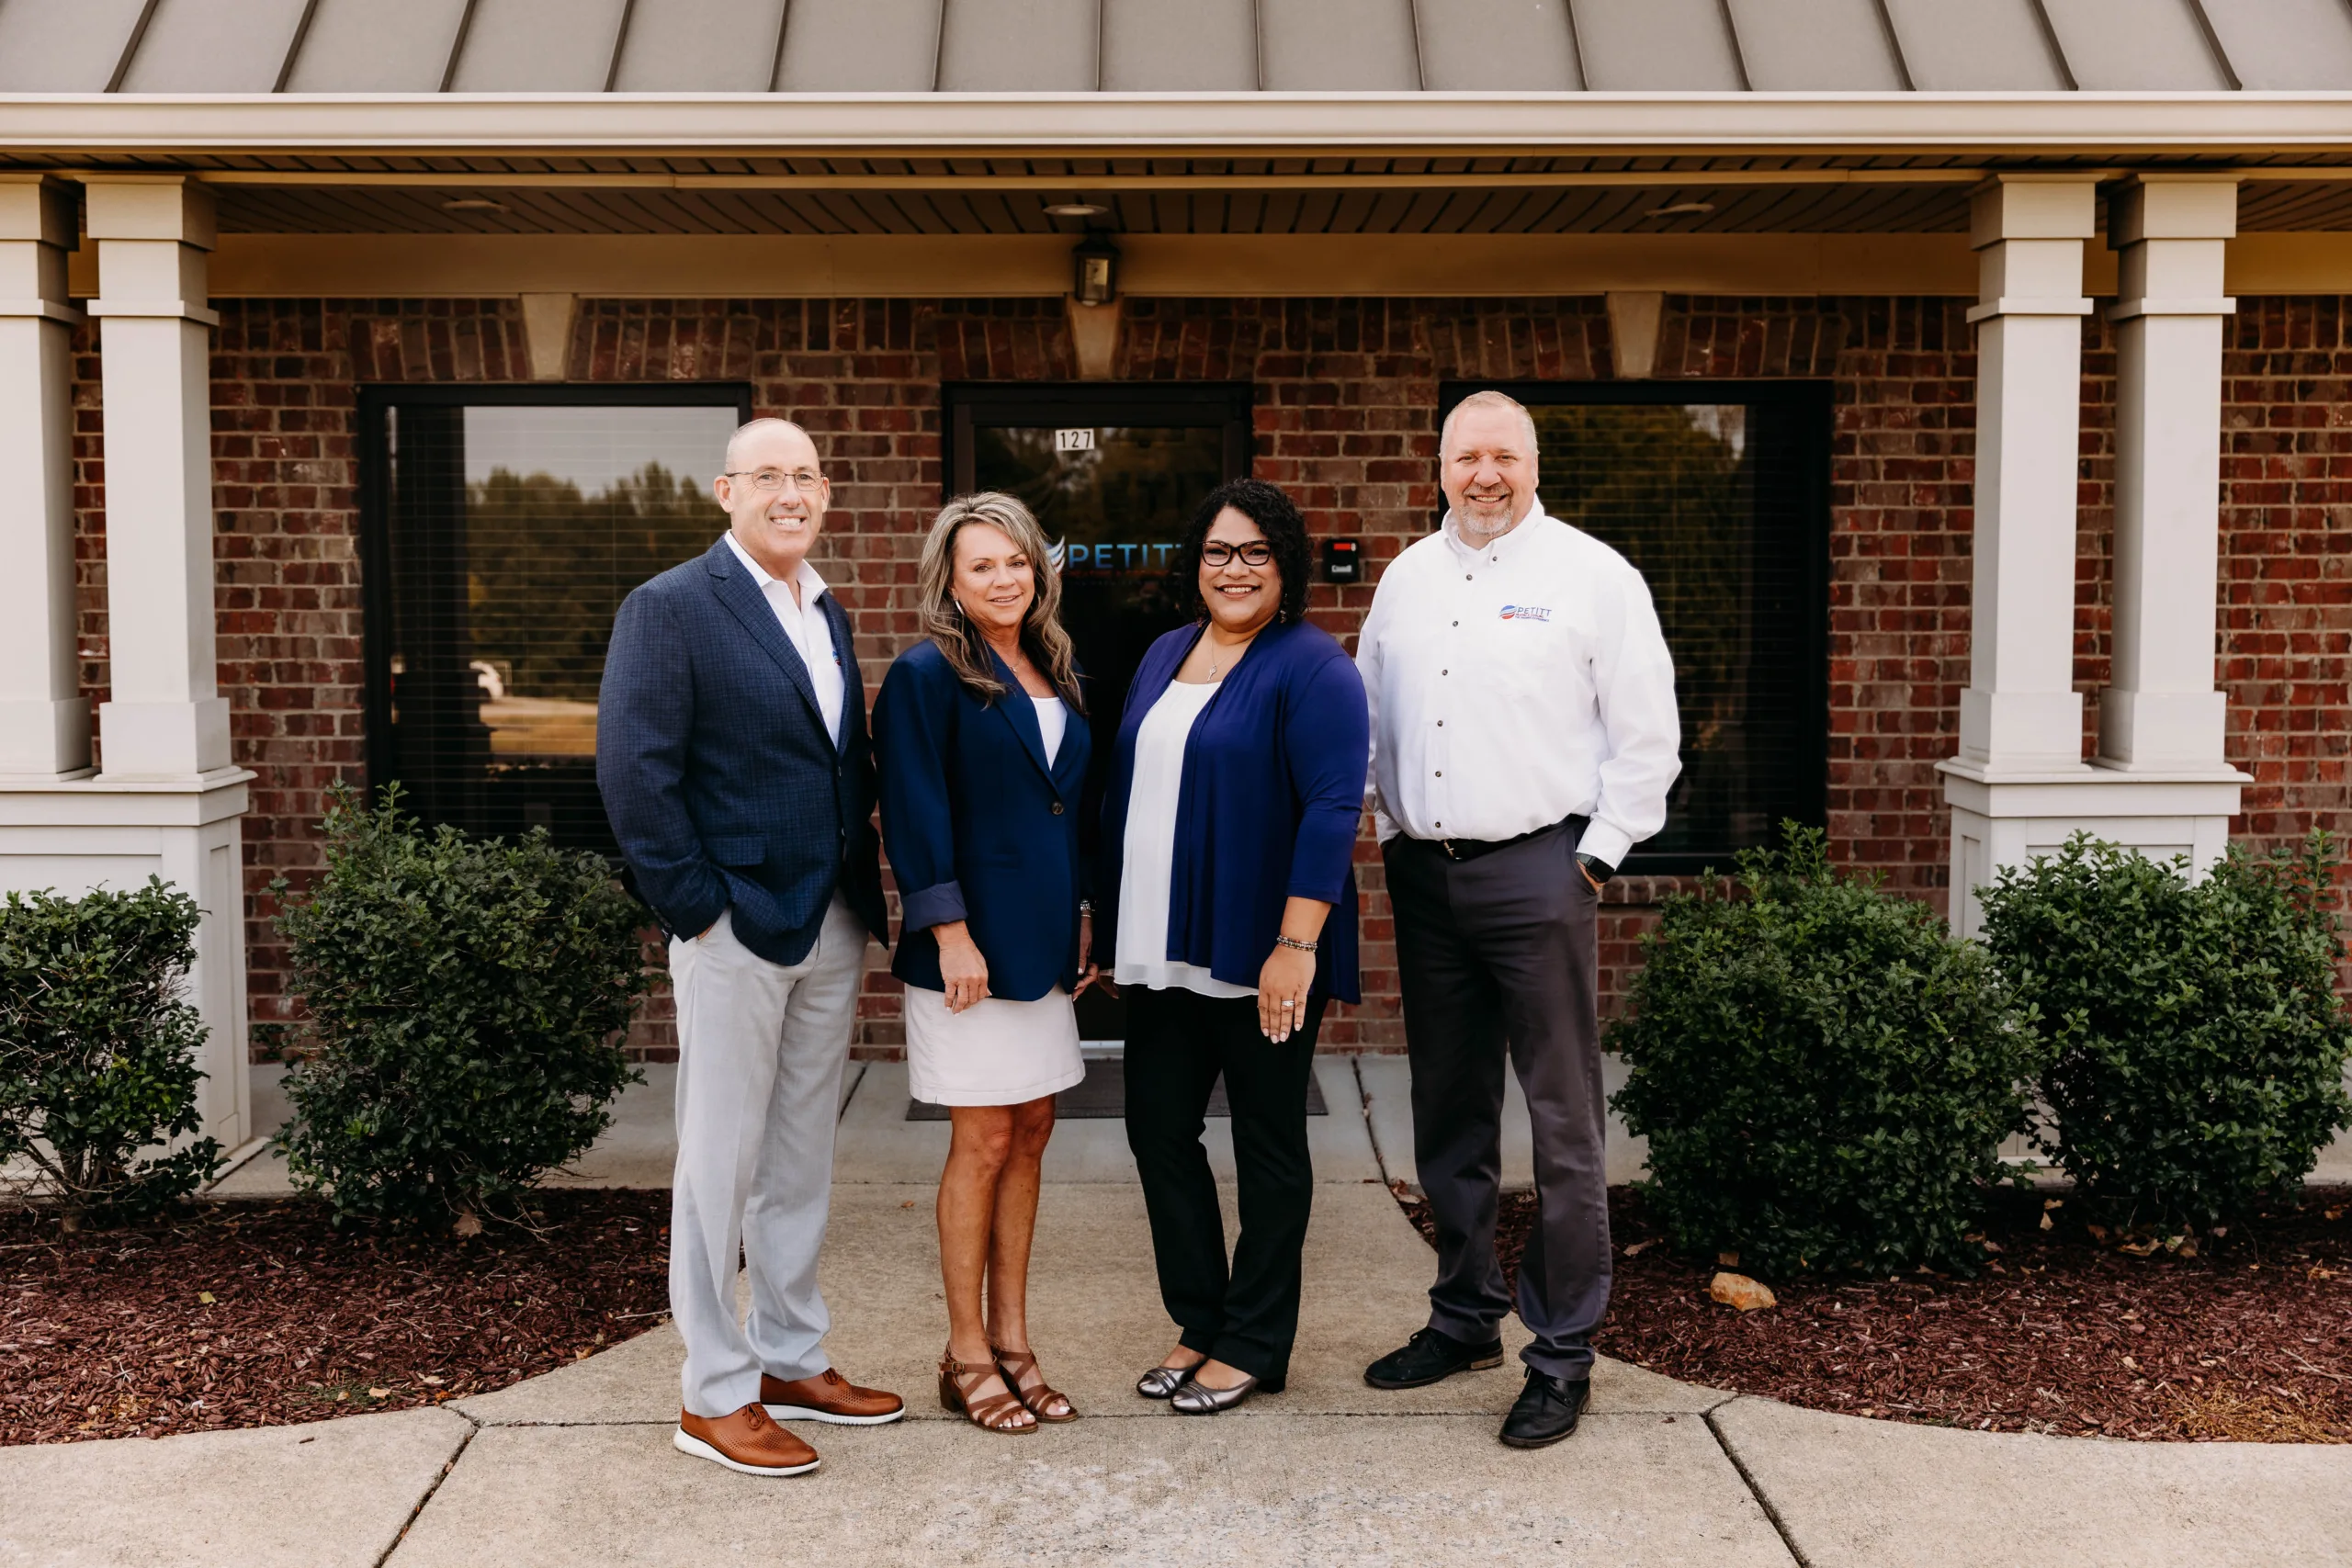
[1050,536,1182,574]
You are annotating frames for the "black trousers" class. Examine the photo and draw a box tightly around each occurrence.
[1385,822,1611,1382]
[1123,985,1325,1386]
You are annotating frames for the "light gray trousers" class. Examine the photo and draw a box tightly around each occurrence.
[668,898,866,1418]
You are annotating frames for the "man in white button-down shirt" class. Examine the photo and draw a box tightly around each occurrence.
[1356,390,1680,1450]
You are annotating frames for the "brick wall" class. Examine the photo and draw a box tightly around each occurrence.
[2220,299,2352,858]
[62,293,2352,1062]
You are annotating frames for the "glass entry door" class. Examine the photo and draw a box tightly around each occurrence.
[947,384,1251,1040]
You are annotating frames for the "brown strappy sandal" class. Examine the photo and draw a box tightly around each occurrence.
[991,1342,1078,1423]
[938,1348,1036,1435]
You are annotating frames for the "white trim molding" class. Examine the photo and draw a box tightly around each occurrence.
[2,91,2352,156]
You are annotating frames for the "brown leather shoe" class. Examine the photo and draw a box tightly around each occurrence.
[673,1404,820,1476]
[761,1367,905,1426]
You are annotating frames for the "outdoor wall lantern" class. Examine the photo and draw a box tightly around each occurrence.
[1073,233,1119,305]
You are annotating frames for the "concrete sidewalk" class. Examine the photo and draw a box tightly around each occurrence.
[8,1058,2351,1567]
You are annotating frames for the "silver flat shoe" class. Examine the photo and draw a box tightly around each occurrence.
[1170,1373,1259,1415]
[1136,1363,1199,1400]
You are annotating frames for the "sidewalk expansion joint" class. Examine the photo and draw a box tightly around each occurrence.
[373,1415,480,1568]
[1704,1399,1812,1568]
[1351,1057,1397,1190]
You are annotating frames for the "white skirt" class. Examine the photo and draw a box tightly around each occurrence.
[903,984,1085,1107]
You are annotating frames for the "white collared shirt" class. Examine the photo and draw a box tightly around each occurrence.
[1355,500,1681,869]
[721,531,846,743]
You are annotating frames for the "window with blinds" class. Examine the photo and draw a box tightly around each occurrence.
[359,387,752,852]
[1437,382,1830,873]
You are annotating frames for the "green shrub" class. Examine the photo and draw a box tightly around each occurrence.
[1979,832,2352,1229]
[272,784,649,1229]
[0,879,222,1227]
[1609,824,2044,1277]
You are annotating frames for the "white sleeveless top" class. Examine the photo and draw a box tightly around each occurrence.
[1114,681,1256,999]
[1032,694,1066,763]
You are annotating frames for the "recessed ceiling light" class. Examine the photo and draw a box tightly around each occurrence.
[443,197,506,211]
[1645,200,1716,218]
[1044,201,1109,218]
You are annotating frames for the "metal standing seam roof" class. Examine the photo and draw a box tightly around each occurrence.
[0,0,2347,96]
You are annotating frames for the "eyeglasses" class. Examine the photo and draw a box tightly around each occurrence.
[1200,541,1274,568]
[724,468,827,494]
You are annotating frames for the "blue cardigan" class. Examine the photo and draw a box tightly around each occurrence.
[1096,618,1369,1004]
[873,639,1092,1002]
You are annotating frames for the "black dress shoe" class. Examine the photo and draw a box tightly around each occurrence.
[1498,1367,1589,1449]
[1363,1327,1506,1390]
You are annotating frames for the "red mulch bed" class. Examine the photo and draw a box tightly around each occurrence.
[1397,1183,2352,1443]
[2,1190,672,1446]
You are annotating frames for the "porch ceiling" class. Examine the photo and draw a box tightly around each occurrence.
[207,173,1985,237]
[193,175,2352,237]
[8,158,2344,237]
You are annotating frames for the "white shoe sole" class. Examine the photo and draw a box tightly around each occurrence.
[761,1401,905,1426]
[673,1429,820,1476]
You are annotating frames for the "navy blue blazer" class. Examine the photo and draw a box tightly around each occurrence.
[596,536,888,967]
[1095,618,1369,1004]
[873,640,1091,1002]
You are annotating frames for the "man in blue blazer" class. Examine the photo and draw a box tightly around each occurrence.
[598,417,899,1478]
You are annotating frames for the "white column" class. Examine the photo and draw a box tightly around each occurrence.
[0,175,90,778]
[1956,175,2097,774]
[2100,175,2237,774]
[85,176,230,780]
[1941,175,2248,935]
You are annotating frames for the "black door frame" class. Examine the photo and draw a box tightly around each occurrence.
[944,382,1254,498]
[943,382,1252,1043]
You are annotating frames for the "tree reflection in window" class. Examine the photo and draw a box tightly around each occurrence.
[1522,396,1824,865]
[377,399,739,849]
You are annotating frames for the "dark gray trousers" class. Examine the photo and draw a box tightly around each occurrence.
[1385,822,1611,1382]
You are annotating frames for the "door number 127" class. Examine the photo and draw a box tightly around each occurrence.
[1054,428,1096,453]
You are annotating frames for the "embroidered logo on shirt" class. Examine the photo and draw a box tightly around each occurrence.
[1498,604,1553,622]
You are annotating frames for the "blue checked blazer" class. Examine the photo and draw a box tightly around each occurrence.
[596,536,888,967]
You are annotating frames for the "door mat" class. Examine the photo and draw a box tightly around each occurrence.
[909,1056,1329,1120]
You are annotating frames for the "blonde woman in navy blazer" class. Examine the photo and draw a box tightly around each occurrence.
[873,491,1101,1438]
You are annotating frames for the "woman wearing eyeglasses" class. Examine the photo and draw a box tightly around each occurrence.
[1095,477,1370,1415]
[873,492,1102,1436]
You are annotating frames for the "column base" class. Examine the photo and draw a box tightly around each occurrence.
[0,767,256,1148]
[96,697,231,778]
[2095,689,2229,772]
[0,696,92,777]
[1938,759,2249,938]
[1956,688,2086,773]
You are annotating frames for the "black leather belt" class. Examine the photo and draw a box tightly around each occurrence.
[1427,813,1589,863]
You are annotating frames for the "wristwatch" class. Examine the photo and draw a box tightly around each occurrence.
[1574,852,1615,887]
